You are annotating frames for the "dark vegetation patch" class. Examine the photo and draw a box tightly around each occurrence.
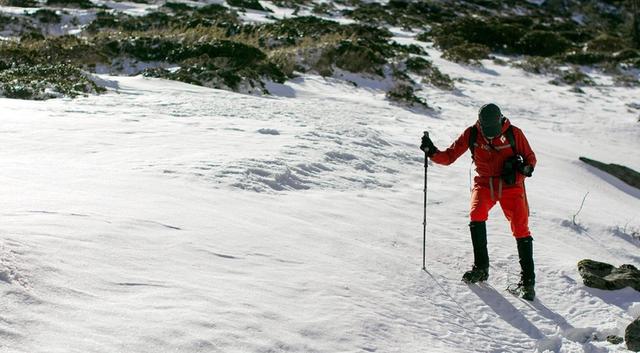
[263,0,310,9]
[404,56,454,90]
[342,0,455,29]
[377,0,638,76]
[517,30,572,57]
[85,5,240,34]
[0,0,38,6]
[386,84,428,109]
[162,2,193,13]
[550,68,596,86]
[0,36,105,68]
[312,2,336,15]
[2,0,636,100]
[0,13,442,102]
[441,44,491,65]
[46,0,100,9]
[514,57,560,75]
[32,9,62,24]
[227,0,271,12]
[0,64,105,100]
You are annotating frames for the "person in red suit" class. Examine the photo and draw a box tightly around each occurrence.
[420,103,537,300]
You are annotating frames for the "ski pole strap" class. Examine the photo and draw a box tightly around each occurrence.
[469,126,478,159]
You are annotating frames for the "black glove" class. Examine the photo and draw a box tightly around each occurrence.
[519,164,534,177]
[420,134,436,156]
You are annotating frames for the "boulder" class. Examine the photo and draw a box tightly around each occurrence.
[579,157,640,190]
[606,335,623,345]
[577,259,640,291]
[627,318,640,351]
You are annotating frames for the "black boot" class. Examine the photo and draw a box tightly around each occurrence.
[516,237,535,301]
[462,221,489,283]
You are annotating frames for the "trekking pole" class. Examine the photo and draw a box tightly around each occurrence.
[422,131,429,271]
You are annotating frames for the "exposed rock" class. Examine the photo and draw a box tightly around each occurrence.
[627,318,640,351]
[577,259,640,291]
[579,157,640,190]
[607,335,623,345]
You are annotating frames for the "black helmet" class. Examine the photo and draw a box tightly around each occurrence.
[478,103,503,138]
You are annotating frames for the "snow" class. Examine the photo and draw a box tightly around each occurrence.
[1,62,638,352]
[0,3,640,353]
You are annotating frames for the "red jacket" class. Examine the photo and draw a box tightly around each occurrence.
[430,118,536,190]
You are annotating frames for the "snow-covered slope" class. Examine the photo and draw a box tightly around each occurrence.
[1,45,639,353]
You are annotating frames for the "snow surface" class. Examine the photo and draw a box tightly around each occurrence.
[1,3,640,353]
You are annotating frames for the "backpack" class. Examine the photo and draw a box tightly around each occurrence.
[469,125,516,160]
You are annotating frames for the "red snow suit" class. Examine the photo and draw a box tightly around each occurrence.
[429,118,537,238]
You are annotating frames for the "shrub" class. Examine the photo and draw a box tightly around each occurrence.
[0,64,105,100]
[614,49,640,61]
[563,51,613,65]
[268,49,299,77]
[85,11,176,33]
[253,16,341,47]
[227,0,271,12]
[0,0,37,6]
[32,9,62,24]
[416,31,431,42]
[312,2,336,15]
[20,31,45,42]
[559,30,594,44]
[433,34,466,50]
[162,2,193,13]
[86,7,239,34]
[405,56,454,90]
[442,44,490,65]
[0,35,105,67]
[405,56,432,74]
[84,11,119,33]
[46,0,97,9]
[97,36,178,61]
[197,4,230,15]
[586,34,628,52]
[386,84,428,108]
[433,17,525,53]
[343,3,395,26]
[167,40,267,66]
[517,30,572,56]
[264,0,310,8]
[320,39,387,76]
[144,60,285,92]
[0,14,10,28]
[343,0,453,29]
[122,12,173,31]
[514,56,560,75]
[144,65,243,90]
[550,68,595,86]
[425,68,455,90]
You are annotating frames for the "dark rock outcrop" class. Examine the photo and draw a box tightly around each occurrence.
[579,157,640,190]
[627,318,640,351]
[577,259,640,291]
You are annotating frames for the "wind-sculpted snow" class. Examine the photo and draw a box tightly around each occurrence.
[0,51,639,353]
[27,75,415,193]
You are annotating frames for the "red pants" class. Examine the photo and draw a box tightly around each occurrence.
[470,186,530,238]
